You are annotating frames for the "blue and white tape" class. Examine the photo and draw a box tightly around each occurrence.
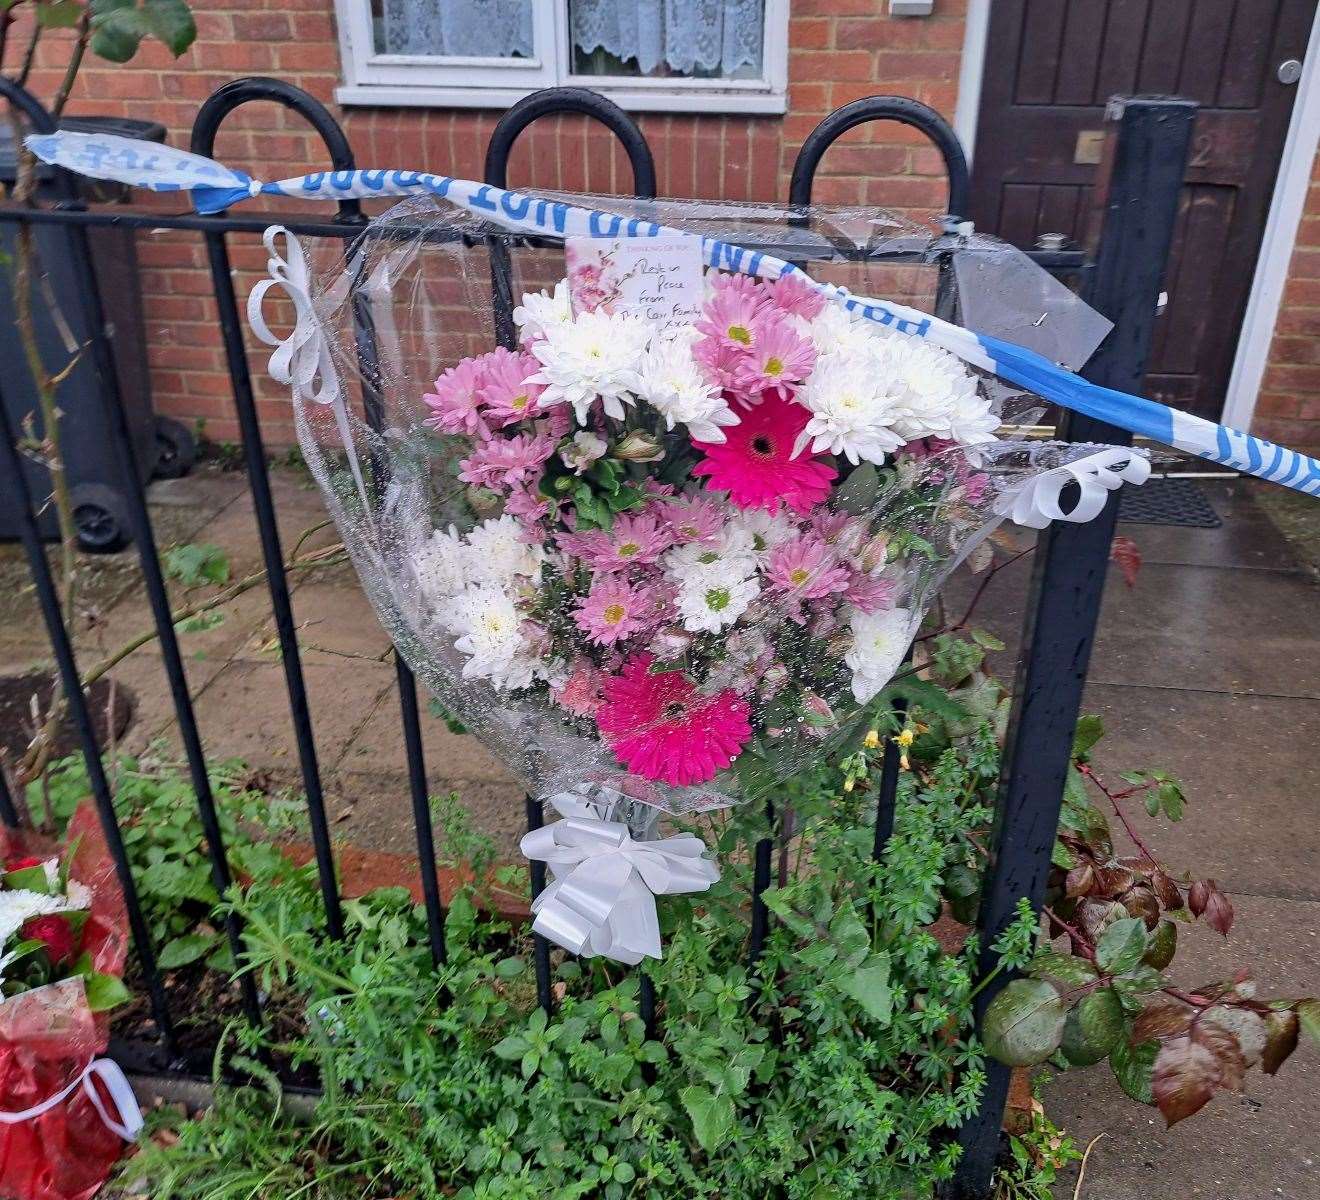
[24,130,1320,498]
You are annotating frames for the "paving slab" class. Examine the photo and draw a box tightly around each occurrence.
[1046,894,1320,1200]
[1083,684,1320,901]
[281,579,393,668]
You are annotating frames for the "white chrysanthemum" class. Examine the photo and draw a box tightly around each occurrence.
[528,308,649,424]
[664,523,758,585]
[946,388,1000,451]
[412,526,470,602]
[675,574,759,634]
[799,302,886,359]
[513,280,572,342]
[794,353,906,465]
[635,333,740,443]
[880,338,987,444]
[465,515,544,589]
[443,583,539,691]
[0,889,73,949]
[846,606,913,703]
[730,508,796,557]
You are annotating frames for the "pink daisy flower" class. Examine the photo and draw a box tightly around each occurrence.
[844,569,897,614]
[691,395,837,516]
[709,270,769,307]
[731,314,816,402]
[559,513,672,573]
[764,270,827,320]
[422,356,493,439]
[573,577,661,647]
[504,484,553,524]
[478,347,544,428]
[766,534,851,600]
[458,431,556,491]
[553,659,606,717]
[656,497,724,544]
[596,653,753,787]
[696,285,767,353]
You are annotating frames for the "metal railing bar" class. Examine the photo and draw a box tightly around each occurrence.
[747,800,774,967]
[0,387,179,1053]
[0,765,20,829]
[524,793,554,1015]
[872,692,908,862]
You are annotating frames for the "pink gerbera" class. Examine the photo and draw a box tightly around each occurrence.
[559,513,672,572]
[478,347,544,427]
[656,497,724,544]
[573,577,661,647]
[422,356,492,438]
[458,431,556,490]
[764,270,827,320]
[691,395,837,515]
[766,534,851,600]
[596,653,753,786]
[731,314,816,402]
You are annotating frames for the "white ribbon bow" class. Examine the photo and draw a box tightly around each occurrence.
[0,1056,143,1142]
[247,226,370,514]
[995,447,1151,530]
[520,794,719,966]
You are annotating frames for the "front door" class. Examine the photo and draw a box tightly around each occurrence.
[970,1,1315,420]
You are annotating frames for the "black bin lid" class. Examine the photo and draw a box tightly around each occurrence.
[0,115,167,183]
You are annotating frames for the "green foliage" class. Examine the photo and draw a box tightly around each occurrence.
[163,542,230,588]
[994,1108,1081,1200]
[89,0,197,63]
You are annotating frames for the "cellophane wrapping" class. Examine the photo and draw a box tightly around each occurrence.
[289,194,1127,816]
[0,807,130,1200]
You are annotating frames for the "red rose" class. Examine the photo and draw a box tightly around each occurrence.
[5,856,43,872]
[20,914,80,967]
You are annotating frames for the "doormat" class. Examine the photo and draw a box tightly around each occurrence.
[1119,477,1223,528]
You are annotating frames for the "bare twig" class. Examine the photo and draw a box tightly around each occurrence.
[1071,1133,1105,1200]
[50,8,91,119]
[15,17,40,87]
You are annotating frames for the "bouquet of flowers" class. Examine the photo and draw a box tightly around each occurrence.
[0,808,139,1200]
[261,193,1146,961]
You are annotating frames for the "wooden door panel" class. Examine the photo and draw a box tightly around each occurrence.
[972,0,1314,420]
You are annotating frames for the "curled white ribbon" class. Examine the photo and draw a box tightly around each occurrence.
[247,226,370,514]
[996,447,1151,530]
[520,793,719,966]
[0,1056,143,1142]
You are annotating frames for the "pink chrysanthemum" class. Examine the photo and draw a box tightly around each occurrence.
[691,395,837,516]
[696,285,767,353]
[559,513,673,572]
[766,534,851,600]
[764,270,827,320]
[574,577,661,647]
[478,347,544,427]
[422,356,492,438]
[553,660,606,717]
[656,497,724,544]
[709,271,769,306]
[596,653,753,786]
[458,431,556,491]
[504,484,553,524]
[731,315,816,402]
[844,569,897,614]
[963,472,989,505]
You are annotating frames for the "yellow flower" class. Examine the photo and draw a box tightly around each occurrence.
[896,728,915,748]
[863,729,880,749]
[843,777,855,793]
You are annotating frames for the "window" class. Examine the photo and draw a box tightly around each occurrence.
[334,0,789,113]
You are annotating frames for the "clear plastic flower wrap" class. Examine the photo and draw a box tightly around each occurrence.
[272,194,1147,819]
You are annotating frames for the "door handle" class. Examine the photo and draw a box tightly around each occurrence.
[1278,59,1303,85]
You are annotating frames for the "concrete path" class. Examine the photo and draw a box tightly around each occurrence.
[1,467,1316,1196]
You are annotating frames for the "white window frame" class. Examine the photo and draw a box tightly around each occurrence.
[334,0,789,114]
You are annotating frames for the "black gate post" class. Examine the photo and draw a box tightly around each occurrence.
[947,96,1195,1198]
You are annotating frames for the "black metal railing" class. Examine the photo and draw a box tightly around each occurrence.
[0,78,1193,1198]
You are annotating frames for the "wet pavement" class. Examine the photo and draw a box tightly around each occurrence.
[1,466,1317,1196]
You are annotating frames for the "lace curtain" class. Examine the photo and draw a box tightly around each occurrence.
[380,0,534,58]
[379,0,765,76]
[570,0,764,75]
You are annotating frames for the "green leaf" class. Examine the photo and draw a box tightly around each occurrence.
[680,1085,734,1154]
[90,0,196,60]
[1111,1038,1159,1104]
[179,611,225,634]
[1051,840,1077,870]
[834,462,880,514]
[163,543,230,587]
[1071,715,1104,758]
[840,953,892,1025]
[970,628,1005,652]
[83,972,131,1012]
[3,865,52,894]
[492,1035,529,1061]
[982,979,1068,1067]
[37,0,83,28]
[1060,987,1124,1066]
[157,933,216,970]
[1029,949,1099,990]
[1141,920,1178,970]
[1096,917,1147,976]
[1157,780,1185,822]
[828,906,870,968]
[1297,998,1320,1046]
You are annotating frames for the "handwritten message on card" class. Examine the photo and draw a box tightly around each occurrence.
[565,234,704,332]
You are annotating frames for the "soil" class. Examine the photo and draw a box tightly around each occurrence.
[0,670,135,762]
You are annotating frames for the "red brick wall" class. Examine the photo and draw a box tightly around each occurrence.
[7,0,1320,452]
[1254,150,1320,454]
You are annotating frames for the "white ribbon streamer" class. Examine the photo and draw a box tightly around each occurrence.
[520,793,719,965]
[247,226,371,515]
[0,1056,143,1142]
[995,447,1151,530]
